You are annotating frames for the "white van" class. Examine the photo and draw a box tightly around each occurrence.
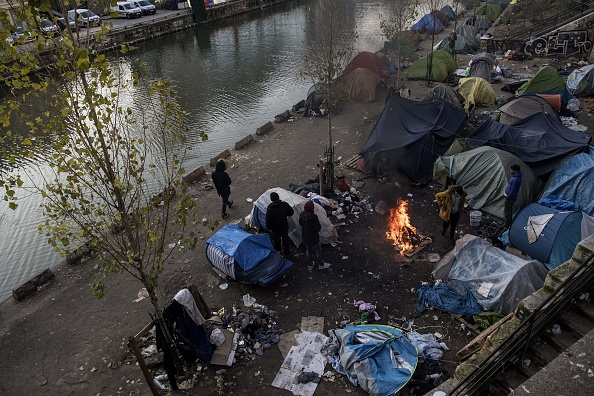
[111,1,142,19]
[133,0,156,15]
[67,9,101,27]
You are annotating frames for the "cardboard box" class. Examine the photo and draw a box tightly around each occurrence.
[210,329,239,366]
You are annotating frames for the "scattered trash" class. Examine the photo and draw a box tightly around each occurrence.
[551,323,562,335]
[246,197,253,202]
[219,283,229,290]
[133,288,149,303]
[353,300,380,321]
[141,344,158,357]
[242,294,257,307]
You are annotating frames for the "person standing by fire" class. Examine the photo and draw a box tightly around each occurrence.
[435,185,467,240]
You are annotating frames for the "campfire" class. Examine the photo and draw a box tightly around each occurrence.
[386,200,432,257]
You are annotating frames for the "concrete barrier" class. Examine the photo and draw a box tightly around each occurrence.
[256,121,274,136]
[235,134,254,150]
[210,149,231,167]
[274,110,291,123]
[182,166,206,184]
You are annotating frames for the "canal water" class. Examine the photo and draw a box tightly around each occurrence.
[0,0,399,301]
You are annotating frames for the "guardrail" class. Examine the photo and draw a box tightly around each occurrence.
[448,250,594,395]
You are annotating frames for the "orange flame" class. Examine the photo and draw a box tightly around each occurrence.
[386,200,417,255]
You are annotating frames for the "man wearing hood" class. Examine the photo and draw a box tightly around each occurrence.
[211,159,233,219]
[299,200,331,272]
[266,192,294,256]
[504,164,522,228]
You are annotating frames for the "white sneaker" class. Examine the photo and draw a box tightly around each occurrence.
[318,263,331,270]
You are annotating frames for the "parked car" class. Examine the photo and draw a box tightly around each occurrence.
[56,16,77,31]
[111,2,142,19]
[39,19,60,35]
[67,9,101,27]
[134,0,157,15]
[9,26,34,44]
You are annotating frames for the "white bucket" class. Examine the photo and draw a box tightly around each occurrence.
[470,210,482,226]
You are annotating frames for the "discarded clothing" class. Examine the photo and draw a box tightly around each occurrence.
[353,300,381,321]
[415,282,482,316]
[406,331,447,361]
[173,288,206,326]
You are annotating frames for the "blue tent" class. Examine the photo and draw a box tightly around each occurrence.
[541,150,594,217]
[360,96,468,183]
[330,325,418,396]
[509,203,594,270]
[441,4,456,21]
[205,224,293,286]
[468,113,591,178]
[410,14,444,35]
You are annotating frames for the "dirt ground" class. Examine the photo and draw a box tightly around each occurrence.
[3,5,594,396]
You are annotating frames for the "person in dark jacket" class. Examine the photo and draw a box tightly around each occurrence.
[211,159,233,219]
[266,192,294,256]
[504,164,522,228]
[299,200,331,271]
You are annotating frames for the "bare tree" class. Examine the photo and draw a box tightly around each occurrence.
[300,0,356,191]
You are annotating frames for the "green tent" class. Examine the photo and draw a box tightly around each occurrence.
[517,66,565,96]
[475,3,501,23]
[406,50,457,82]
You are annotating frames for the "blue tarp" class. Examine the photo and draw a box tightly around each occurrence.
[416,282,483,316]
[468,113,591,178]
[411,14,444,34]
[509,203,594,270]
[333,325,418,396]
[360,96,468,183]
[541,150,594,217]
[205,224,293,286]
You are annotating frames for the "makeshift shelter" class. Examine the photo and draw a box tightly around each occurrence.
[410,14,445,35]
[246,187,338,247]
[566,64,594,97]
[437,24,480,54]
[441,4,456,20]
[468,113,591,177]
[432,138,467,186]
[423,85,465,108]
[460,15,491,34]
[518,66,572,106]
[468,52,497,83]
[205,224,293,286]
[303,84,323,117]
[497,95,557,124]
[475,3,502,23]
[433,146,544,221]
[432,235,548,314]
[342,51,389,81]
[342,68,382,102]
[406,50,457,82]
[458,77,496,109]
[509,203,594,270]
[541,150,594,217]
[360,95,468,184]
[326,325,418,396]
[430,10,450,27]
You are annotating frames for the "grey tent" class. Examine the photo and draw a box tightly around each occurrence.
[567,64,594,97]
[468,113,591,178]
[461,15,491,34]
[432,235,548,314]
[422,85,465,108]
[497,95,557,124]
[433,146,544,221]
[469,52,497,83]
[360,96,468,184]
[435,33,478,54]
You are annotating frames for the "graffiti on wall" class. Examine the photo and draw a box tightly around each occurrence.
[524,30,591,57]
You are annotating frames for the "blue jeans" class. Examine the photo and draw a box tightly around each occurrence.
[305,243,324,267]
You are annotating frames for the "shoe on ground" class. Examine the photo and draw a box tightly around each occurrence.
[318,263,332,270]
[228,200,233,208]
[308,265,313,272]
[222,213,229,219]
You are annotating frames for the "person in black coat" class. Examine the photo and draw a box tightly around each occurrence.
[265,192,294,256]
[299,200,331,271]
[211,159,233,219]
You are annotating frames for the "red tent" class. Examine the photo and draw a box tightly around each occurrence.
[341,51,390,80]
